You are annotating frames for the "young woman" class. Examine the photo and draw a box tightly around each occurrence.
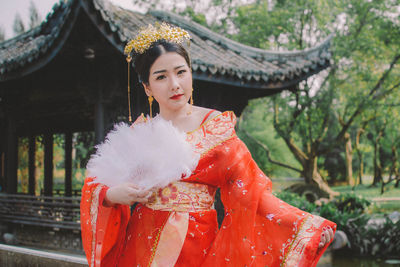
[80,23,335,267]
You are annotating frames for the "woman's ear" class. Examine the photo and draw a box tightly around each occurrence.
[143,83,151,96]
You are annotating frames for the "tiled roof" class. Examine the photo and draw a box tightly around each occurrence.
[0,0,332,88]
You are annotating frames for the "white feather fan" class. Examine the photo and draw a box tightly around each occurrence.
[86,115,199,190]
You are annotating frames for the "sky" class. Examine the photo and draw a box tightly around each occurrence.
[0,0,136,40]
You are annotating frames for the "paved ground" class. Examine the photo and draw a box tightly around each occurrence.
[0,244,88,267]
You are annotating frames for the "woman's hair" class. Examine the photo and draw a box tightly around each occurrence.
[134,39,191,84]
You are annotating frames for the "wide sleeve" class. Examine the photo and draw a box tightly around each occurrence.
[80,114,147,266]
[203,135,336,267]
[80,177,130,267]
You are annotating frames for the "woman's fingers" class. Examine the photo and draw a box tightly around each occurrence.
[327,227,334,241]
[319,226,334,248]
[319,232,327,248]
[125,186,152,204]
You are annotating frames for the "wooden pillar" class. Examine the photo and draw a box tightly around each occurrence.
[94,88,105,144]
[28,135,36,195]
[0,152,4,192]
[65,132,72,197]
[6,117,17,194]
[0,119,5,192]
[44,133,53,196]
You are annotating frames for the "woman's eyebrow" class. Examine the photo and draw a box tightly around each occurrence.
[152,69,166,75]
[175,65,186,69]
[152,65,186,75]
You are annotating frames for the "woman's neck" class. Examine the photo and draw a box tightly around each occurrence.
[159,103,192,123]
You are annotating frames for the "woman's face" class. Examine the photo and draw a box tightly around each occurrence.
[143,52,192,114]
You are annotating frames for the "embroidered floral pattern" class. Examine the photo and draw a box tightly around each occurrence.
[158,184,178,204]
[186,111,236,157]
[146,182,214,212]
[281,215,324,267]
[89,184,104,267]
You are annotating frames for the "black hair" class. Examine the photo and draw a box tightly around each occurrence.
[133,39,191,84]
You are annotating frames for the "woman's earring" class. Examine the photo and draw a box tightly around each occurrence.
[148,95,154,118]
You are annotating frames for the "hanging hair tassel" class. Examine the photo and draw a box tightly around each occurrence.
[126,56,132,123]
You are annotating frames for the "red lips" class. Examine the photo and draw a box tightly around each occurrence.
[170,94,184,100]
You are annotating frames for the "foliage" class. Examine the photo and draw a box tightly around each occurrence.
[16,132,94,195]
[13,13,25,36]
[237,98,301,178]
[10,1,42,38]
[332,193,371,213]
[274,191,316,213]
[131,0,247,34]
[0,26,5,42]
[277,190,400,258]
[28,1,41,29]
[130,0,400,191]
[232,0,400,191]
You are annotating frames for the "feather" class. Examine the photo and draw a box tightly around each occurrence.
[86,115,199,190]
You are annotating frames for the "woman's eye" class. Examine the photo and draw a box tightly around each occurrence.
[156,75,166,80]
[177,69,186,75]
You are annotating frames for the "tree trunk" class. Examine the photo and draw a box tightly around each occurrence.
[354,129,367,185]
[302,156,339,197]
[344,132,354,186]
[381,146,399,193]
[355,128,364,185]
[372,133,383,186]
[279,137,337,197]
[358,153,364,185]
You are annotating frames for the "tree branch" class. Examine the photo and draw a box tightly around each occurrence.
[242,129,302,173]
[319,53,400,155]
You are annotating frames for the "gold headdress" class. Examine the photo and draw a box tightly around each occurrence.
[124,22,191,56]
[124,22,191,122]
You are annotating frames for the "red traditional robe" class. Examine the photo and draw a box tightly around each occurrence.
[80,111,336,267]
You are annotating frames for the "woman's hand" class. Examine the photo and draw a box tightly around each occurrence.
[104,183,152,206]
[318,226,334,248]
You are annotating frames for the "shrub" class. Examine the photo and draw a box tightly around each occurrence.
[277,191,400,258]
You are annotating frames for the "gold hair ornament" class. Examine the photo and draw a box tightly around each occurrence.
[124,22,191,55]
[126,55,132,122]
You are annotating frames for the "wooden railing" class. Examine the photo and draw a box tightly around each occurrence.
[39,189,82,197]
[0,194,81,230]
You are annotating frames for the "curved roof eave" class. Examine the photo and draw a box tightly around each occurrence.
[0,0,81,82]
[0,0,332,90]
[150,10,334,61]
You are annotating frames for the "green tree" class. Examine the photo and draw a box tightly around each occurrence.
[231,0,400,196]
[0,25,5,41]
[28,1,41,29]
[130,0,400,195]
[13,13,25,35]
[131,0,245,33]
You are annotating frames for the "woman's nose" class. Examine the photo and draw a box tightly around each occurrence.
[170,75,180,90]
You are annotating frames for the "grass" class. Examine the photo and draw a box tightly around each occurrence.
[332,183,400,214]
[273,177,400,214]
[332,183,400,199]
[369,201,400,213]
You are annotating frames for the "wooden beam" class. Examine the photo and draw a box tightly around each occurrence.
[28,136,36,195]
[65,132,72,197]
[44,133,53,196]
